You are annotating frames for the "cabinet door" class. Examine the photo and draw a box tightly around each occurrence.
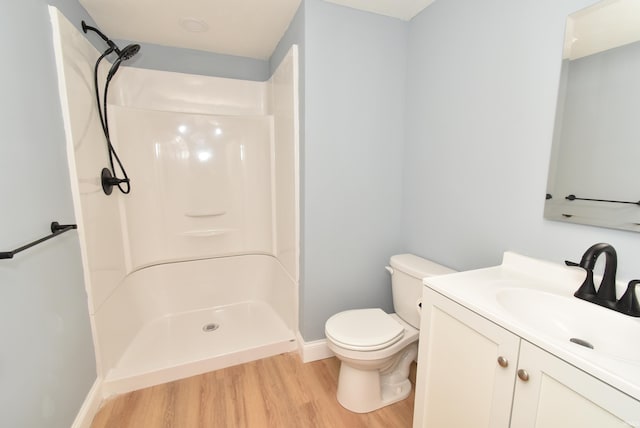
[511,341,640,428]
[413,288,520,428]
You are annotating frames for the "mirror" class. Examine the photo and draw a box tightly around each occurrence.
[545,0,640,232]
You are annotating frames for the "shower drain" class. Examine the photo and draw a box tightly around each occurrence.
[202,323,220,333]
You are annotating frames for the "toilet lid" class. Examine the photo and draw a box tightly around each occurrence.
[325,308,405,351]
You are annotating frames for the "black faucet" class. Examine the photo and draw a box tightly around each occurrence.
[566,243,618,306]
[566,243,640,317]
[616,280,640,317]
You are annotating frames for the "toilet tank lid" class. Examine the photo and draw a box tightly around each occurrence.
[390,254,456,278]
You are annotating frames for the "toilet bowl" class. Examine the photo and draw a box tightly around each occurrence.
[325,254,455,413]
[326,309,419,413]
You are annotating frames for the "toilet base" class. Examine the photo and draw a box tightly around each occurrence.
[335,343,418,413]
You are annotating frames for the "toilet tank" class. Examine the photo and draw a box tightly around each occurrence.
[389,254,456,328]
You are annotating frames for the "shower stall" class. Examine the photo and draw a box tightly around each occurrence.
[50,9,299,396]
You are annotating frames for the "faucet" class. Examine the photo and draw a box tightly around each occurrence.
[567,244,640,317]
[616,280,640,317]
[566,243,617,306]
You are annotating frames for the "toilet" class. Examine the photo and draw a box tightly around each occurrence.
[325,254,455,413]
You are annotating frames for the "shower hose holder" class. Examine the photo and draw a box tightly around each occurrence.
[101,168,129,195]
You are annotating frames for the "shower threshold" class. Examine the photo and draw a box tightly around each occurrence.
[102,300,297,396]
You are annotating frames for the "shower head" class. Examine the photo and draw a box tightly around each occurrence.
[107,44,141,79]
[119,44,141,61]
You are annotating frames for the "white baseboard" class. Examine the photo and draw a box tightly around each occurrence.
[71,377,103,428]
[296,331,334,363]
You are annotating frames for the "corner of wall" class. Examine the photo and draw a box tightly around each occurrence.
[70,378,103,428]
[296,331,334,362]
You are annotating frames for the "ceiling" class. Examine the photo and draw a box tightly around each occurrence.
[79,0,434,60]
[324,0,435,21]
[564,0,640,60]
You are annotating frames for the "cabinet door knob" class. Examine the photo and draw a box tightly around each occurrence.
[497,356,509,368]
[517,369,530,382]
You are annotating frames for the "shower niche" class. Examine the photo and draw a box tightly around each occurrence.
[50,8,299,396]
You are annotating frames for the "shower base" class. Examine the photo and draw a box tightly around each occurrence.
[101,300,297,396]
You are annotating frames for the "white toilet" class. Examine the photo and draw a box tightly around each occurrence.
[325,254,455,413]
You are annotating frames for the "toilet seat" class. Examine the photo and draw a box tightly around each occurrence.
[325,308,405,351]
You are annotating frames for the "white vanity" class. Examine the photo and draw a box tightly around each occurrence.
[413,252,640,428]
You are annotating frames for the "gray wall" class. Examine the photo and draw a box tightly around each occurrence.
[0,1,96,427]
[403,0,640,281]
[301,0,408,340]
[120,42,270,81]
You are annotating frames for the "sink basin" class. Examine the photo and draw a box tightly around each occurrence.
[495,288,640,362]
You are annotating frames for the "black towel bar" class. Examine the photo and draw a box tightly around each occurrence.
[0,221,77,260]
[565,194,640,206]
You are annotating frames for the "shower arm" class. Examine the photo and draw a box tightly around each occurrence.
[82,21,121,55]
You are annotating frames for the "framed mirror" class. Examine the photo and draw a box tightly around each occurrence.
[544,0,640,232]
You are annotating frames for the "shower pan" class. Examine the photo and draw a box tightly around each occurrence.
[49,9,299,397]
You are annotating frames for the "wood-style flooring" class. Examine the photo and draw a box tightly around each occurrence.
[91,353,415,428]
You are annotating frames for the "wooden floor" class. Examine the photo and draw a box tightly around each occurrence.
[91,353,415,428]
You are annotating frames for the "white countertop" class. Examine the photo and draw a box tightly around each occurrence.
[423,251,640,401]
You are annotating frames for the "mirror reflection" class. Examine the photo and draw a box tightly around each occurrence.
[545,0,640,232]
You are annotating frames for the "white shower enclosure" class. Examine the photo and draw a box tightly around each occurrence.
[50,9,299,396]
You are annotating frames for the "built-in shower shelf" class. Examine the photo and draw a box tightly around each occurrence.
[181,228,236,237]
[184,210,227,218]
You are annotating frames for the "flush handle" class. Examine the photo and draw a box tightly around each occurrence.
[517,369,530,382]
[497,356,508,368]
[385,266,394,275]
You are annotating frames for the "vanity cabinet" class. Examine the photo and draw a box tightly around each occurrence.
[413,287,640,428]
